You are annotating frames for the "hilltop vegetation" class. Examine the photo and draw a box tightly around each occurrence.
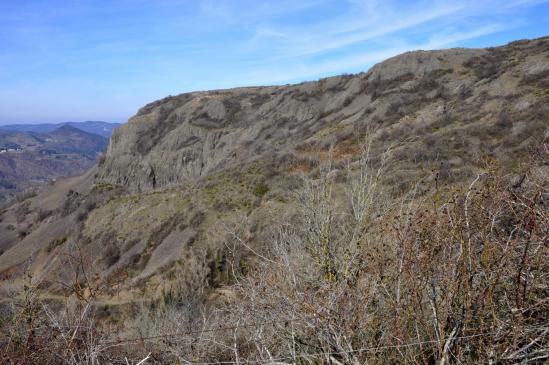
[0,37,547,364]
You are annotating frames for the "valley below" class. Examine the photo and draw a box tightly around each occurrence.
[0,122,119,205]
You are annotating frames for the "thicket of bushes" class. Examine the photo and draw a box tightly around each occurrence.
[1,145,547,364]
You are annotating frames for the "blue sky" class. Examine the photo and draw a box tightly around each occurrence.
[0,0,548,124]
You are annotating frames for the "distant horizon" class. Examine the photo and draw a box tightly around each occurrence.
[0,120,122,126]
[1,0,548,124]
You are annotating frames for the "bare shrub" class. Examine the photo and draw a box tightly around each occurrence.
[1,144,547,364]
[15,200,31,223]
[36,208,53,223]
[126,252,230,363]
[15,190,37,203]
[0,243,138,364]
[223,151,548,364]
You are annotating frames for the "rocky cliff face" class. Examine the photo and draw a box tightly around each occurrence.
[1,37,548,301]
[96,38,548,192]
[96,47,498,191]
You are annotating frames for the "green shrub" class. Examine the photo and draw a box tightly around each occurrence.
[252,182,269,197]
[47,236,67,253]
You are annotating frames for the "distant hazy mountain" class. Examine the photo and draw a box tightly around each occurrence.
[0,121,121,137]
[0,125,109,203]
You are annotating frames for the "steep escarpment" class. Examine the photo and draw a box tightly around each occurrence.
[1,36,548,299]
[97,47,500,191]
[96,39,548,194]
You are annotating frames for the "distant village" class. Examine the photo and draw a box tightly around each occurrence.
[0,146,60,155]
[0,146,23,154]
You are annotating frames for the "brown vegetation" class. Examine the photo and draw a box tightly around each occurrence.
[2,146,546,364]
[1,37,548,364]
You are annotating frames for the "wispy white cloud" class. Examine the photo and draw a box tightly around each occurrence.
[242,0,543,60]
[265,3,465,57]
[233,0,547,83]
[228,22,510,86]
[505,0,549,7]
[0,0,547,123]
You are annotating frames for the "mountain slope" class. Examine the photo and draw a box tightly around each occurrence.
[0,36,547,364]
[0,36,548,305]
[97,40,548,193]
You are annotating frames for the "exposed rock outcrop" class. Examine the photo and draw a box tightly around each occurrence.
[96,47,501,191]
[1,36,548,299]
